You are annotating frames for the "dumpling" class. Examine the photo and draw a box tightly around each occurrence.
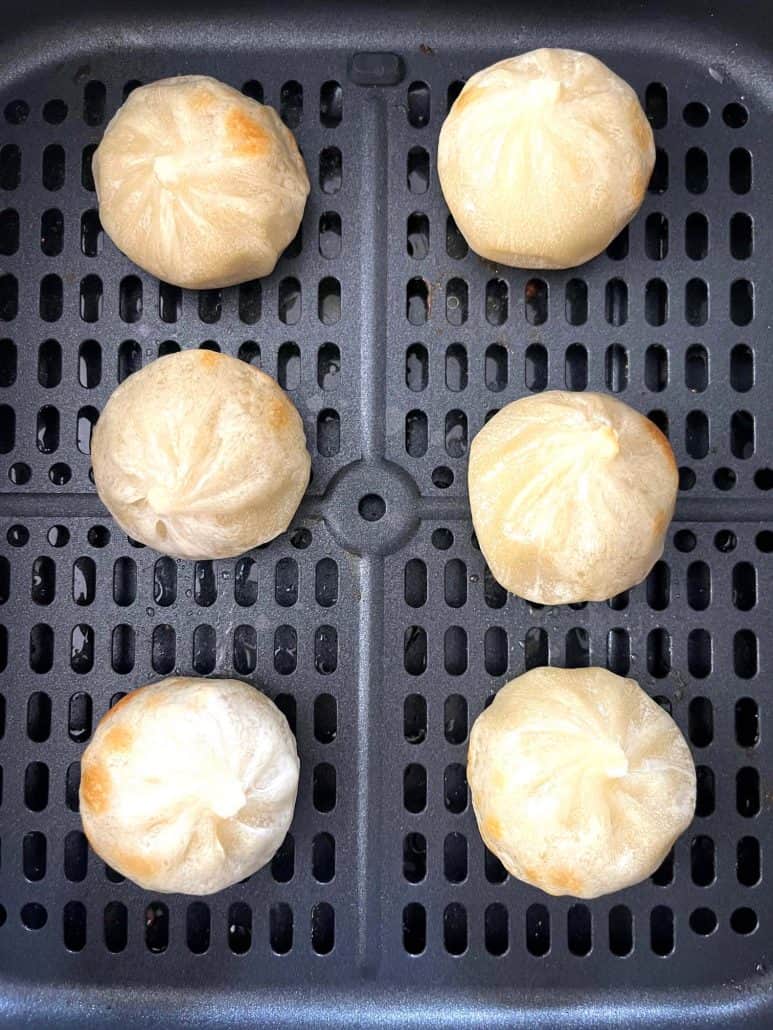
[438,49,654,269]
[80,677,299,895]
[468,667,696,898]
[468,391,678,604]
[93,75,310,288]
[91,350,311,559]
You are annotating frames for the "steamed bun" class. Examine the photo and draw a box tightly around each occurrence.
[91,350,311,559]
[468,391,677,604]
[438,49,655,269]
[80,677,299,895]
[468,667,696,898]
[93,75,310,288]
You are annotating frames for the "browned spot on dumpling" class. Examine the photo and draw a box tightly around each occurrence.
[452,86,484,116]
[102,684,149,722]
[102,724,134,754]
[630,119,655,197]
[652,509,669,536]
[226,109,271,157]
[109,845,159,884]
[632,106,654,153]
[642,417,678,473]
[81,759,111,815]
[546,866,583,894]
[190,88,217,114]
[509,858,582,894]
[483,815,503,840]
[267,396,291,431]
[198,349,220,369]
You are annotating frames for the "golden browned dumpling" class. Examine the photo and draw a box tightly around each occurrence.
[93,75,310,288]
[80,677,300,895]
[468,391,677,604]
[438,49,654,268]
[468,667,696,899]
[91,350,310,559]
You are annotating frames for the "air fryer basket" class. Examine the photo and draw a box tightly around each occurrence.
[0,0,771,1026]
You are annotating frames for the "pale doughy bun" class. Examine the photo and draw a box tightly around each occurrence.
[468,391,677,604]
[80,677,300,895]
[91,350,311,559]
[468,667,696,899]
[438,49,655,269]
[93,75,310,288]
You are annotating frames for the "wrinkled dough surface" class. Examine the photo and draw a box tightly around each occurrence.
[80,677,300,895]
[91,350,311,559]
[468,667,696,898]
[468,391,678,603]
[438,49,655,269]
[94,75,310,288]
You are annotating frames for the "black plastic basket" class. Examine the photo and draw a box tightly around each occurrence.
[0,1,771,1026]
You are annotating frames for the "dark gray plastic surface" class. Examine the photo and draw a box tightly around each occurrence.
[0,0,771,1026]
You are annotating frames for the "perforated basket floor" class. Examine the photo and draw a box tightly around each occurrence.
[0,1,772,1027]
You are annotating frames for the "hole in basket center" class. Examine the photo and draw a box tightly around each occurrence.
[358,493,386,522]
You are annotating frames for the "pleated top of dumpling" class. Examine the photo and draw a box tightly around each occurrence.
[438,49,654,268]
[91,350,311,559]
[94,75,310,288]
[468,667,696,898]
[468,391,677,604]
[80,677,300,895]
